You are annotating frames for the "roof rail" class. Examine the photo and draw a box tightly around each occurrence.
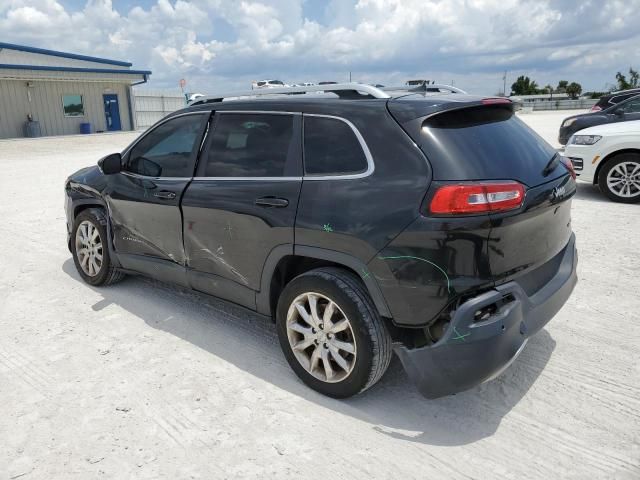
[189,83,391,105]
[381,83,467,95]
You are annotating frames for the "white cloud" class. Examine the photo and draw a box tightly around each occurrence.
[0,0,639,93]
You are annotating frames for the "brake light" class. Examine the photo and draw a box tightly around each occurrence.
[560,156,577,179]
[429,182,525,215]
[481,98,512,105]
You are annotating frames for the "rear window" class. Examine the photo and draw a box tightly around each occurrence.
[417,105,558,185]
[304,116,368,175]
[202,113,294,177]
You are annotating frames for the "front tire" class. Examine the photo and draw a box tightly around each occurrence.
[71,208,124,286]
[276,267,392,398]
[598,153,640,203]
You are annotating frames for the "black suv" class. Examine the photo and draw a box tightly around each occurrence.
[65,85,577,399]
[590,88,640,112]
[559,93,640,145]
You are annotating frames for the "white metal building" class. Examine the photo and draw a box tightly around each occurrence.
[0,42,151,139]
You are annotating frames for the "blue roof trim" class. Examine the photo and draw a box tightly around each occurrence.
[0,64,152,75]
[0,42,133,67]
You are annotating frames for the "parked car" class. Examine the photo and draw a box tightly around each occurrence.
[564,120,640,203]
[252,79,288,89]
[559,94,640,145]
[590,88,640,112]
[65,85,577,399]
[187,93,204,104]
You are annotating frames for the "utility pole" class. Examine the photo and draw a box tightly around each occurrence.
[503,71,507,96]
[349,71,352,82]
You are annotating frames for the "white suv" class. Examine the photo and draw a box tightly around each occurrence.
[252,80,288,89]
[564,120,640,203]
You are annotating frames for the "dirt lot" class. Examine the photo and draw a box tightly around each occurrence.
[1,112,639,479]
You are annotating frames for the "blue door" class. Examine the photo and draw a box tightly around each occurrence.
[103,94,122,131]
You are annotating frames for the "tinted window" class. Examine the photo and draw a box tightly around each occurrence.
[203,113,294,177]
[417,105,558,185]
[126,114,206,177]
[617,98,640,113]
[304,116,368,175]
[62,94,84,117]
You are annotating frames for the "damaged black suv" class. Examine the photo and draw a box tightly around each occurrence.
[65,84,577,399]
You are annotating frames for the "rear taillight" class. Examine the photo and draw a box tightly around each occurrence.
[429,182,525,215]
[560,156,577,179]
[590,106,602,112]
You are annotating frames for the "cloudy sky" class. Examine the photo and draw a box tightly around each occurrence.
[1,0,639,95]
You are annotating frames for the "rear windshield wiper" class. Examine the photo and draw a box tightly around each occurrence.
[542,153,560,177]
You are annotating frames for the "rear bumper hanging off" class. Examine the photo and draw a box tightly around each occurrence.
[395,233,577,399]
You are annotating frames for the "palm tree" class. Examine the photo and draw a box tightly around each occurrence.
[545,84,553,99]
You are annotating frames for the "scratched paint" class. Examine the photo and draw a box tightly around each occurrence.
[378,255,451,293]
[452,327,470,341]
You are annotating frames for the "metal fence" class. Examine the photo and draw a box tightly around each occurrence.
[130,90,601,127]
[520,99,598,112]
[132,89,186,129]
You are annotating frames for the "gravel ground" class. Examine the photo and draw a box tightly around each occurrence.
[0,112,639,479]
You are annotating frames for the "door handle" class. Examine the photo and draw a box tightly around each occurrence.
[154,190,177,200]
[255,197,289,208]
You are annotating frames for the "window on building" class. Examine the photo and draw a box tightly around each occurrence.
[303,116,368,175]
[202,113,295,177]
[62,95,84,117]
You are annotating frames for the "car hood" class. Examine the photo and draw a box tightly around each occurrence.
[563,111,606,124]
[575,119,640,137]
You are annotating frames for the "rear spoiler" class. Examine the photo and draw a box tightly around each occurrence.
[387,96,513,124]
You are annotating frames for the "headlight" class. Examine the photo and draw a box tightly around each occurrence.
[562,118,577,127]
[569,135,602,145]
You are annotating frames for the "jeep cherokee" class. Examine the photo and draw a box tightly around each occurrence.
[64,84,577,399]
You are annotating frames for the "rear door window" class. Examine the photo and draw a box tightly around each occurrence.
[617,98,640,114]
[200,113,297,177]
[303,116,368,176]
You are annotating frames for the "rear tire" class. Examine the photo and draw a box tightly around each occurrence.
[276,267,392,398]
[598,153,640,203]
[71,208,125,286]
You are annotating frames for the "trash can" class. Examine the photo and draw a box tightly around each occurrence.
[80,122,92,134]
[23,120,42,138]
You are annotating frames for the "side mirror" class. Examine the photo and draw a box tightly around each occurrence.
[98,153,122,174]
[614,109,625,117]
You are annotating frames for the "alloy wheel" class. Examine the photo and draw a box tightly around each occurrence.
[286,292,357,383]
[75,220,103,277]
[606,161,640,198]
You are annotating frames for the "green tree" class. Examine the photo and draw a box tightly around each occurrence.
[566,82,582,99]
[544,84,554,98]
[615,68,638,90]
[511,75,539,95]
[616,72,630,90]
[556,80,568,93]
[630,68,639,88]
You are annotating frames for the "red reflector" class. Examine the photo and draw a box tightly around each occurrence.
[481,98,512,105]
[430,182,525,215]
[560,156,577,179]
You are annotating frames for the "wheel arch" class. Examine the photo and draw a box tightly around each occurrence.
[593,148,640,184]
[257,245,392,320]
[69,198,120,267]
[73,199,107,219]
